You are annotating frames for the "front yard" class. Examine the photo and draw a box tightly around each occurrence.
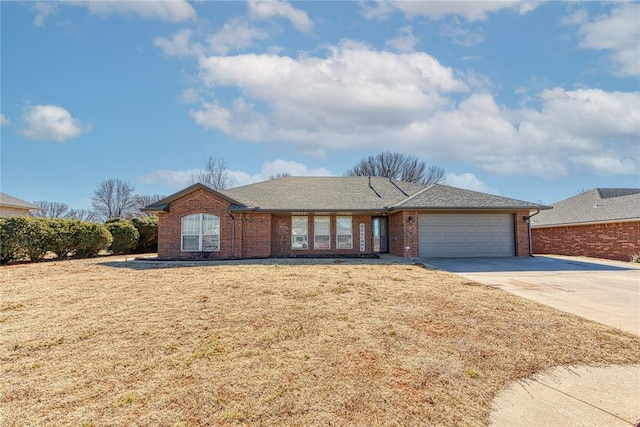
[1,256,639,426]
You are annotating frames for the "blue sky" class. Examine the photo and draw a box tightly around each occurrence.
[1,1,639,210]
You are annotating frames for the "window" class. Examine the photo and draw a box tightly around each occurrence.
[291,216,308,249]
[314,216,331,250]
[181,214,220,251]
[336,216,353,249]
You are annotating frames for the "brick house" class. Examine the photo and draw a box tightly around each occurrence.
[143,176,546,260]
[531,188,640,261]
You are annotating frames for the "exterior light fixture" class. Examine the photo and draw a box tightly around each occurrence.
[408,216,414,224]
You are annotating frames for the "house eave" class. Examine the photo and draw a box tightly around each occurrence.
[532,217,640,228]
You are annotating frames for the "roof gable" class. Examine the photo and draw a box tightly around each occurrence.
[532,188,640,227]
[141,183,245,213]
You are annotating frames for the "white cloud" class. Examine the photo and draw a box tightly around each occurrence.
[439,18,484,47]
[363,0,539,22]
[193,40,467,149]
[568,3,640,76]
[138,160,332,190]
[32,2,57,26]
[186,42,638,178]
[67,0,196,22]
[386,26,419,52]
[0,114,10,126]
[18,105,88,142]
[154,29,203,57]
[154,20,269,57]
[229,159,332,187]
[207,18,270,55]
[137,169,197,189]
[248,0,313,32]
[445,173,499,194]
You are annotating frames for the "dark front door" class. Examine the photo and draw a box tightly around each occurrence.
[372,217,388,253]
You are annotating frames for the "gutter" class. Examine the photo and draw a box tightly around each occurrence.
[523,209,541,257]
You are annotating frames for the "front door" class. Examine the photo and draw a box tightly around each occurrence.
[372,217,389,253]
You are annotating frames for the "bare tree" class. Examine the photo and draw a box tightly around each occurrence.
[268,172,292,180]
[189,156,232,190]
[68,208,100,223]
[30,201,73,218]
[344,152,445,185]
[90,179,139,220]
[136,194,165,216]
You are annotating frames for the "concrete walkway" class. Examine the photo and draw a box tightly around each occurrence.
[422,255,640,427]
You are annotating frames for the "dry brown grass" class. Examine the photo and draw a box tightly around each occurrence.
[1,256,639,426]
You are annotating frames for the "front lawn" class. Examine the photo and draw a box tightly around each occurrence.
[1,257,639,426]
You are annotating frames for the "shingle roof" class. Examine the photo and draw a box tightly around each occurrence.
[221,176,425,211]
[531,188,640,227]
[394,184,547,210]
[0,193,40,210]
[144,176,546,213]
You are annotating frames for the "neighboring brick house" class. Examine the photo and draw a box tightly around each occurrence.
[531,188,640,261]
[143,176,546,260]
[0,193,41,217]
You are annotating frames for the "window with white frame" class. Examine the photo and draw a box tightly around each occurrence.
[336,216,353,249]
[291,216,308,249]
[314,216,331,250]
[181,214,220,251]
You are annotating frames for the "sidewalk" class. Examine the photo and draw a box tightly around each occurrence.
[420,255,640,427]
[490,364,640,427]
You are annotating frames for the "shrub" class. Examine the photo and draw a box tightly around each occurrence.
[630,253,640,263]
[75,222,113,258]
[0,218,27,264]
[131,216,158,253]
[0,217,53,263]
[47,218,82,259]
[106,219,139,255]
[20,217,52,262]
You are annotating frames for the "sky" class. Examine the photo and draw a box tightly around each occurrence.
[1,0,639,211]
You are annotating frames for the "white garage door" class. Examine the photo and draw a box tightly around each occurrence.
[418,214,515,257]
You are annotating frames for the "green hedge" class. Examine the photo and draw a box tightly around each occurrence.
[131,216,158,253]
[0,217,113,264]
[106,219,140,255]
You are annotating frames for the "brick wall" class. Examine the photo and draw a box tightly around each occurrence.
[389,211,418,257]
[241,213,272,258]
[157,189,235,259]
[516,210,532,257]
[532,221,640,261]
[271,214,373,257]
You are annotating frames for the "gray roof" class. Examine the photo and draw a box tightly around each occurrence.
[531,188,640,227]
[0,193,40,210]
[145,176,546,213]
[221,176,425,211]
[395,184,547,210]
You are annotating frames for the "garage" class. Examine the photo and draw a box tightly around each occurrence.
[418,213,515,257]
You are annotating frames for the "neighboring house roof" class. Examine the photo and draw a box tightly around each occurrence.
[0,192,40,210]
[531,188,640,227]
[144,177,547,213]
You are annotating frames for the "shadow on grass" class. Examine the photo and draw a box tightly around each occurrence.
[99,255,416,270]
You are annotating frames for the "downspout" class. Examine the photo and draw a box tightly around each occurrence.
[229,211,236,259]
[523,209,540,257]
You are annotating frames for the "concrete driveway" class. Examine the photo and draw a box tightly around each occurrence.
[422,255,640,336]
